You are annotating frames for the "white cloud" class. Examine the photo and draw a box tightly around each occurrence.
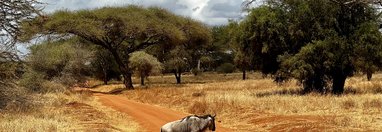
[40,0,246,25]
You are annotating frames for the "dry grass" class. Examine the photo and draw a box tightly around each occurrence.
[0,90,139,132]
[0,92,88,132]
[97,72,382,131]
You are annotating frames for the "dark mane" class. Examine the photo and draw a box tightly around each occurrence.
[195,114,213,119]
[180,115,195,121]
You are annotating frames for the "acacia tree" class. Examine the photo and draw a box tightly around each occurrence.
[20,6,187,89]
[165,45,191,84]
[209,25,235,71]
[280,0,382,94]
[129,51,162,86]
[353,22,382,81]
[148,18,211,84]
[231,20,253,80]
[231,6,286,80]
[175,19,211,82]
[91,48,120,85]
[239,0,382,94]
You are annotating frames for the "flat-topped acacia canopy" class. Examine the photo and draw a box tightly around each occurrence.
[21,6,186,49]
[20,5,210,89]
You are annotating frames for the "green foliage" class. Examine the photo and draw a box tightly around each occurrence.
[129,51,163,85]
[91,48,121,84]
[207,25,234,71]
[217,63,236,74]
[163,18,212,70]
[164,46,191,73]
[144,15,212,82]
[0,84,30,111]
[21,38,92,92]
[237,0,382,94]
[199,56,214,71]
[233,6,286,74]
[352,22,382,80]
[0,0,40,111]
[21,6,210,88]
[19,69,45,92]
[0,62,20,84]
[0,61,30,110]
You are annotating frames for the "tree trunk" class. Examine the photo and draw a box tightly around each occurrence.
[140,76,145,86]
[332,75,346,95]
[176,75,181,84]
[303,73,325,94]
[367,71,372,81]
[314,78,325,93]
[121,72,134,89]
[110,50,134,89]
[242,70,246,80]
[303,78,313,93]
[103,77,108,85]
[174,69,181,84]
[197,59,201,71]
[103,68,108,85]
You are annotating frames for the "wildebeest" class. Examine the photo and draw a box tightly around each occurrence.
[160,114,216,132]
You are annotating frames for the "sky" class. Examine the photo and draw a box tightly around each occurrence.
[39,0,251,25]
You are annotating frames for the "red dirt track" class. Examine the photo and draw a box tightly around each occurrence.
[95,94,231,132]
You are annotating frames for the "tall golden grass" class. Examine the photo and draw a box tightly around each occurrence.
[107,72,382,131]
[0,92,89,131]
[0,91,139,132]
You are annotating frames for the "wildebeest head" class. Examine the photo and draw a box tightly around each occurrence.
[207,114,216,131]
[200,114,216,131]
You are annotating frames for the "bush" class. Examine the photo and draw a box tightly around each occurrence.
[20,70,68,93]
[190,68,201,76]
[216,63,235,74]
[0,84,31,112]
[19,70,45,92]
[129,51,163,85]
[52,73,78,87]
[40,81,67,93]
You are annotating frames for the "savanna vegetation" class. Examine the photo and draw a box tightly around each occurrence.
[1,0,382,131]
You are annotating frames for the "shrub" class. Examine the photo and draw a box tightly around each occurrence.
[20,70,68,93]
[190,68,201,76]
[216,63,235,74]
[0,84,31,112]
[19,70,45,93]
[52,73,78,87]
[129,51,163,85]
[40,81,67,93]
[24,38,92,90]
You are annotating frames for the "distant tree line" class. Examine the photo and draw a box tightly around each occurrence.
[13,0,382,96]
[232,0,382,94]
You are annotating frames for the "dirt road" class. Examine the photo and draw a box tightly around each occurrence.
[96,94,231,132]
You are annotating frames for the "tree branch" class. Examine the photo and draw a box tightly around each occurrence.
[127,34,163,53]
